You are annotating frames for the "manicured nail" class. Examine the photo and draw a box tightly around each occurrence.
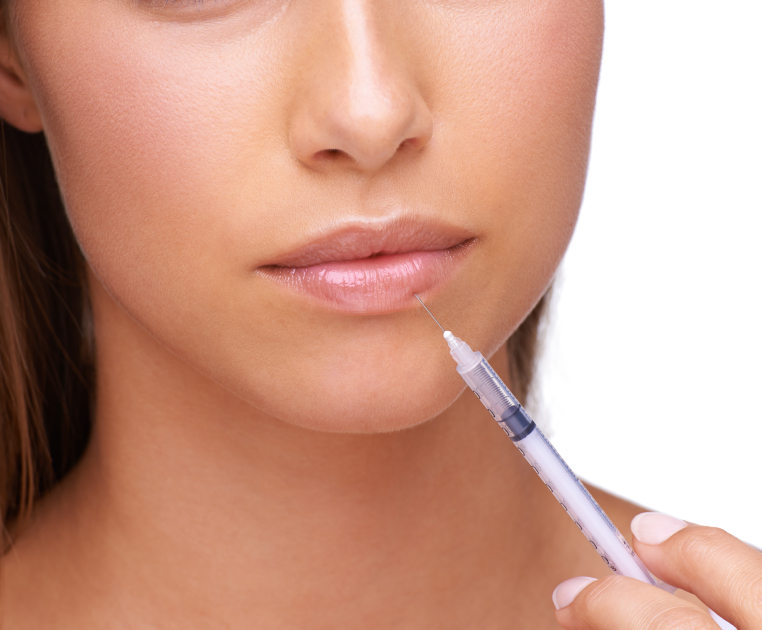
[552,576,597,610]
[631,512,688,545]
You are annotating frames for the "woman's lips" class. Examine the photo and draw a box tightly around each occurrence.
[256,223,474,313]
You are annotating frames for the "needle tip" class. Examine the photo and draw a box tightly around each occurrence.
[413,293,445,332]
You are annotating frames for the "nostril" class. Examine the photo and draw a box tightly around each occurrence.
[315,148,343,160]
[398,138,420,152]
[311,138,419,167]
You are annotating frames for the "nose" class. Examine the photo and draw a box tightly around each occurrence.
[288,2,433,175]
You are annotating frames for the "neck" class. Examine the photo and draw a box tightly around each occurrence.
[10,279,572,629]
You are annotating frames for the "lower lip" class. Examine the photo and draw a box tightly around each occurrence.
[257,242,473,314]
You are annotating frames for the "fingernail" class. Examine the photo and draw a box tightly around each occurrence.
[631,512,688,545]
[552,576,597,610]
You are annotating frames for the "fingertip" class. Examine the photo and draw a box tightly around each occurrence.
[552,576,598,610]
[631,512,688,545]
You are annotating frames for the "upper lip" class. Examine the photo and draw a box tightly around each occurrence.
[259,217,475,268]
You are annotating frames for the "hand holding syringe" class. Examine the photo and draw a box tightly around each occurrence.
[414,296,737,629]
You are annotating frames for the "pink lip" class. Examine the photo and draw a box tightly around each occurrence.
[256,220,475,313]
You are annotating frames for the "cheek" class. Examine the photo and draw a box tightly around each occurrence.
[422,0,603,349]
[17,2,295,341]
[20,8,280,274]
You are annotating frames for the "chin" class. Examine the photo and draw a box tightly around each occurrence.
[238,357,467,435]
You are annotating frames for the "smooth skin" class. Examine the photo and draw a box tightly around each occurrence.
[0,0,758,628]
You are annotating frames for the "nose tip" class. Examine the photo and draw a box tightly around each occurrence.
[290,82,433,174]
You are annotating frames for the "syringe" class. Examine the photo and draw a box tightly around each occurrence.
[415,297,740,628]
[414,295,669,589]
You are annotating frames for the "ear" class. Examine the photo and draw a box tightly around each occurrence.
[0,34,42,133]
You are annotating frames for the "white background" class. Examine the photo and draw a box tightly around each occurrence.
[534,1,762,547]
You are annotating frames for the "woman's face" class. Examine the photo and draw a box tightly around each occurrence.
[11,0,602,432]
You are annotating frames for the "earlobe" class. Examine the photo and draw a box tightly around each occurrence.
[0,35,42,133]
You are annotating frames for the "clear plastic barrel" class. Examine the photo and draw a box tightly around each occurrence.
[440,330,734,624]
[459,355,661,587]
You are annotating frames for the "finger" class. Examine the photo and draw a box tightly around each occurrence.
[553,575,719,630]
[632,512,762,630]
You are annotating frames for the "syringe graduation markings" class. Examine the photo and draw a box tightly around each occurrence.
[413,295,668,589]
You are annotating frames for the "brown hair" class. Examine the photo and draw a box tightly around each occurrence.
[0,122,93,538]
[0,93,550,540]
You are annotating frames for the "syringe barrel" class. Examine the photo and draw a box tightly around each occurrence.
[457,356,659,587]
[518,426,656,583]
[457,354,535,441]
